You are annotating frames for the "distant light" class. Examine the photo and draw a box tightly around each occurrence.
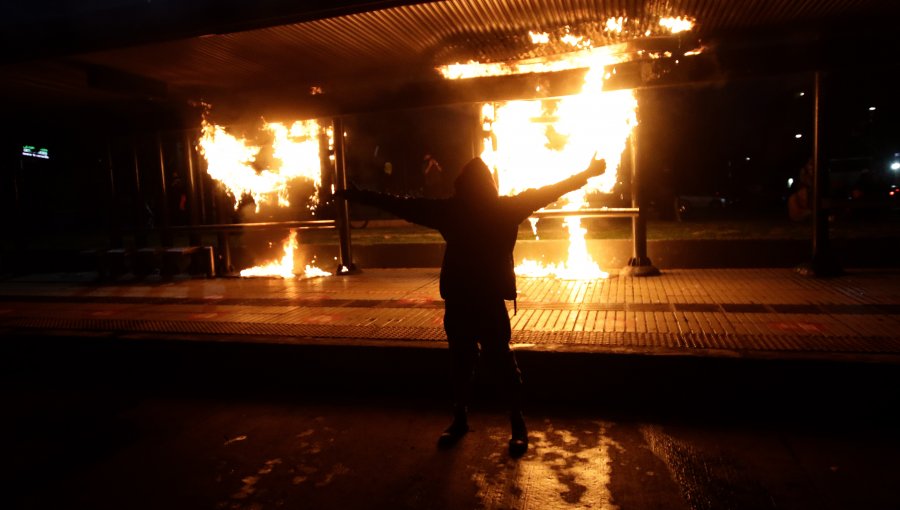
[798,92,806,97]
[22,145,49,159]
[788,177,794,188]
[529,31,550,44]
[869,106,877,111]
[794,133,803,139]
[890,161,900,171]
[745,157,751,161]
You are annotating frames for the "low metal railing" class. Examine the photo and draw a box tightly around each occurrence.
[530,207,640,219]
[166,220,337,233]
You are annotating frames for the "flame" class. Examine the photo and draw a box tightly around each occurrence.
[480,78,636,280]
[303,264,333,278]
[199,114,335,278]
[238,231,333,279]
[441,26,652,280]
[437,16,701,280]
[605,17,626,33]
[529,31,550,44]
[481,67,635,195]
[437,16,696,80]
[659,16,694,34]
[198,118,331,212]
[239,231,297,278]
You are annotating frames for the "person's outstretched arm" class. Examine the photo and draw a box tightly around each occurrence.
[511,157,607,217]
[338,185,447,230]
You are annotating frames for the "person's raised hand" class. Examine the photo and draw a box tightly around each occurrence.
[334,180,361,200]
[584,154,606,178]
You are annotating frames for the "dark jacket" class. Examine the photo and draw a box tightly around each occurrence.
[346,158,596,301]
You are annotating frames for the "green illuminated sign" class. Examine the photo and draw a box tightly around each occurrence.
[22,145,49,159]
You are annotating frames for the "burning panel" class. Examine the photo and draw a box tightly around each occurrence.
[199,118,330,213]
[198,115,334,278]
[437,16,687,280]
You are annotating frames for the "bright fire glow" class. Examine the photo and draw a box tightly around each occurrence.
[659,16,694,34]
[198,118,330,212]
[605,17,626,33]
[442,23,655,280]
[480,67,635,280]
[529,31,550,44]
[239,231,297,278]
[437,16,696,81]
[199,116,335,278]
[561,33,589,48]
[439,52,605,80]
[237,231,333,279]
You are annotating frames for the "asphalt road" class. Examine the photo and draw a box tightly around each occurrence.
[4,336,900,510]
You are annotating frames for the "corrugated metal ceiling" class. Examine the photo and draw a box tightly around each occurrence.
[2,0,898,125]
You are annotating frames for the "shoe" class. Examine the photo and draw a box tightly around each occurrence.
[508,414,528,458]
[437,417,469,449]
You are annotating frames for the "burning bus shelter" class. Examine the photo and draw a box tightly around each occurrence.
[2,1,899,278]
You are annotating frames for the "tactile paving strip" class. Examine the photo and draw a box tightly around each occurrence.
[6,316,900,355]
[1,294,898,314]
[3,267,899,359]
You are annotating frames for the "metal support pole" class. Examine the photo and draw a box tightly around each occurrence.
[193,131,209,225]
[621,127,660,277]
[156,133,173,248]
[214,184,233,275]
[798,71,842,277]
[183,131,201,246]
[132,141,148,249]
[106,139,123,249]
[333,117,358,274]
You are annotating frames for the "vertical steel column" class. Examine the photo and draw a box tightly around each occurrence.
[132,141,148,249]
[799,71,842,276]
[333,117,358,274]
[156,133,173,247]
[106,139,123,249]
[214,184,233,275]
[192,131,209,225]
[183,131,201,246]
[621,127,660,277]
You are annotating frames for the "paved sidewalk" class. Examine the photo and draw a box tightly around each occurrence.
[6,268,899,510]
[1,267,899,363]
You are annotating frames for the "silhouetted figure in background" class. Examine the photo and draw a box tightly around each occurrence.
[788,158,814,222]
[422,153,444,198]
[341,156,606,457]
[169,171,188,225]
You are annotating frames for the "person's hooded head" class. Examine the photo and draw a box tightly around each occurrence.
[453,157,498,201]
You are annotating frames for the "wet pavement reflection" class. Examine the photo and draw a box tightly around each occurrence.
[5,388,899,510]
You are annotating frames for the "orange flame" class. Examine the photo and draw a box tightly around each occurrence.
[437,16,696,80]
[440,23,664,280]
[198,118,331,212]
[479,63,636,280]
[238,231,333,279]
[659,16,694,34]
[239,231,300,279]
[198,115,335,278]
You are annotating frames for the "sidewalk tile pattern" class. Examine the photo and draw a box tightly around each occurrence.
[1,268,899,359]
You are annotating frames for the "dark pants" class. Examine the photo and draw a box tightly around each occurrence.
[443,298,523,416]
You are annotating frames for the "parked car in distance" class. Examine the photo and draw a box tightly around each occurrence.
[675,192,730,221]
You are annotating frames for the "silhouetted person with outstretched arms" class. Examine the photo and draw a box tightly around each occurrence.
[339,155,606,457]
